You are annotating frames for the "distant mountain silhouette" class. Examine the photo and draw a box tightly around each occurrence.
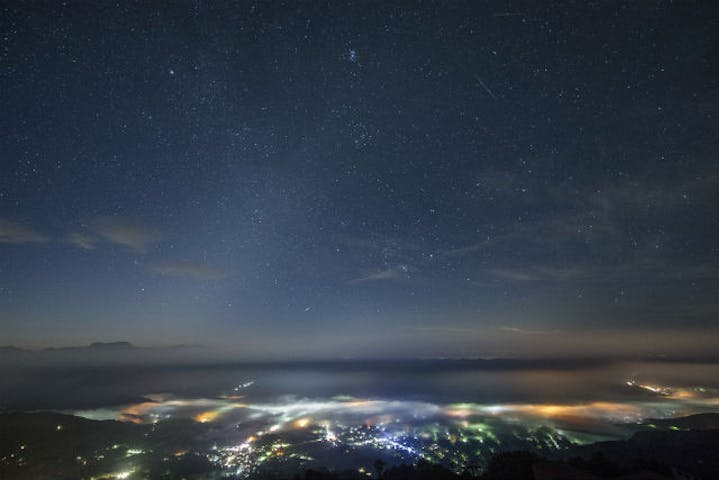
[89,341,133,349]
[0,345,24,352]
[1,341,136,352]
[44,341,135,351]
[0,341,204,366]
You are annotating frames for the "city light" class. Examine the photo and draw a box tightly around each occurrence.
[53,379,719,478]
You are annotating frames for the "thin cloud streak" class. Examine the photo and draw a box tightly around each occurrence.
[0,218,48,244]
[92,217,160,252]
[65,232,98,250]
[151,261,227,280]
[350,265,413,283]
[500,326,559,335]
[415,326,476,334]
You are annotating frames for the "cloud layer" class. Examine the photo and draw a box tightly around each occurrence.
[0,218,48,244]
[151,261,227,280]
[64,232,98,250]
[91,217,160,252]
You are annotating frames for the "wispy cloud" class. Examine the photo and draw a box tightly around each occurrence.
[350,265,413,283]
[442,173,719,263]
[441,241,489,258]
[415,326,476,334]
[500,326,559,335]
[151,261,227,280]
[488,266,594,283]
[0,218,48,244]
[92,217,160,252]
[64,232,98,250]
[635,302,719,323]
[486,259,719,288]
[489,269,540,282]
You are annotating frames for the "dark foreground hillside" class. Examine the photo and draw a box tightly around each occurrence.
[561,428,719,480]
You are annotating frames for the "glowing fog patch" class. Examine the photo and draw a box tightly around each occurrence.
[62,381,719,480]
[73,380,719,436]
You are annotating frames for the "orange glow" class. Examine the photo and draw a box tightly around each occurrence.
[445,408,472,418]
[668,389,697,400]
[194,410,221,423]
[222,395,245,401]
[508,401,644,419]
[532,405,566,416]
[121,416,145,424]
[120,401,157,420]
[638,384,668,395]
[294,418,311,428]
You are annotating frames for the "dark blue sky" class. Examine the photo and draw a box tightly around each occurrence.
[1,1,718,358]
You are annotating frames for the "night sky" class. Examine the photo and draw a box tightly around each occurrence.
[1,1,718,358]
